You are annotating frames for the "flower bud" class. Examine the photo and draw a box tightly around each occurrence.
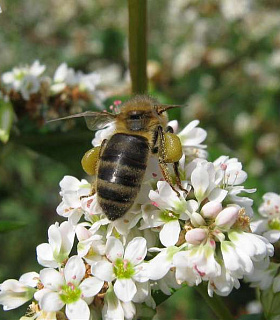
[201,201,222,218]
[190,212,206,227]
[185,228,207,245]
[215,206,239,229]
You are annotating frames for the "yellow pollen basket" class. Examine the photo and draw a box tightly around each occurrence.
[163,132,183,163]
[81,146,101,175]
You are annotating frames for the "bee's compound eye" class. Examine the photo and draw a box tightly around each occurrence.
[163,133,183,163]
[81,146,101,175]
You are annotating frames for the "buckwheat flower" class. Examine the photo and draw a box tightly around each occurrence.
[208,263,240,297]
[36,256,104,320]
[141,181,189,247]
[76,224,105,265]
[51,63,76,93]
[92,237,149,303]
[0,272,39,310]
[36,221,75,268]
[188,160,227,204]
[57,176,91,224]
[76,71,101,94]
[251,192,280,243]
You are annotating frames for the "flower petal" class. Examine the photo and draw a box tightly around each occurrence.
[64,256,85,285]
[124,237,147,265]
[40,291,64,312]
[92,261,115,282]
[39,269,64,291]
[65,299,90,320]
[80,277,104,297]
[114,279,137,302]
[160,220,180,247]
[106,237,124,262]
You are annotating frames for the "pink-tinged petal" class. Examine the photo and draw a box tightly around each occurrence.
[40,291,64,312]
[92,261,115,282]
[185,228,207,245]
[124,237,147,265]
[39,269,64,290]
[36,243,58,268]
[201,201,222,218]
[215,206,239,229]
[114,279,137,302]
[106,237,124,262]
[19,272,39,287]
[80,277,104,297]
[160,220,180,247]
[64,256,85,285]
[66,299,90,320]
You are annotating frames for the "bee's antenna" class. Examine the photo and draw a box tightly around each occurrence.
[155,104,186,115]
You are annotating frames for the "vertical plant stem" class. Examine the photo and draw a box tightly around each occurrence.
[195,283,235,320]
[128,0,148,94]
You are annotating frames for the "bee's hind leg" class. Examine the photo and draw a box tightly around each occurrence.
[173,161,189,194]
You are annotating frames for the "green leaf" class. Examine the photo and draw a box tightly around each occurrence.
[152,290,172,306]
[261,287,280,320]
[0,100,14,143]
[0,220,26,233]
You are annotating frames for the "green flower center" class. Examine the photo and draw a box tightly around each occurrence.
[113,258,135,279]
[60,283,82,304]
[269,218,280,230]
[160,209,179,222]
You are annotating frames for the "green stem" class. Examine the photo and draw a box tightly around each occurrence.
[128,0,148,94]
[195,283,235,320]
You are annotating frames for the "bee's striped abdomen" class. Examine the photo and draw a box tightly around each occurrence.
[97,133,149,220]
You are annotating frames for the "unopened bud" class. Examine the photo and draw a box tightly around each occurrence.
[201,201,222,218]
[185,228,207,245]
[191,212,206,227]
[215,206,239,229]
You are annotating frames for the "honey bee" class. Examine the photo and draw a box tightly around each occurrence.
[49,95,187,220]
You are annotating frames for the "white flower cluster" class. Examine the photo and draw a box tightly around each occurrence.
[1,60,103,104]
[0,120,275,320]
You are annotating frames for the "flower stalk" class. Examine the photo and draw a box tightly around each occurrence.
[195,283,235,320]
[128,0,148,94]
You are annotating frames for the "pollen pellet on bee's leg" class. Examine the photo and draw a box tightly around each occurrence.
[81,146,101,176]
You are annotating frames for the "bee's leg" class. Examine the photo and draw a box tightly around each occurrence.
[160,126,188,194]
[173,161,189,194]
[157,126,180,197]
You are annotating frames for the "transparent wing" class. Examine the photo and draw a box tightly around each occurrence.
[47,111,116,131]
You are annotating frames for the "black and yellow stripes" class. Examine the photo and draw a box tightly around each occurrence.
[97,133,149,220]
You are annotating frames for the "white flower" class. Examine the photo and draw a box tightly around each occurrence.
[252,192,280,243]
[57,176,91,224]
[92,237,149,303]
[91,123,116,147]
[141,181,188,247]
[0,272,39,310]
[1,60,46,100]
[245,262,278,290]
[36,256,103,320]
[36,221,75,268]
[188,159,227,204]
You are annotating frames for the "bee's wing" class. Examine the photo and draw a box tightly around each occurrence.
[47,111,116,131]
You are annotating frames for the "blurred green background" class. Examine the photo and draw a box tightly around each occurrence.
[0,0,280,319]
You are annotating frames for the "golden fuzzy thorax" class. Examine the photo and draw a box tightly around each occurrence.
[115,95,168,143]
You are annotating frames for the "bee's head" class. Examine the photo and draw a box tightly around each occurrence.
[119,95,178,132]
